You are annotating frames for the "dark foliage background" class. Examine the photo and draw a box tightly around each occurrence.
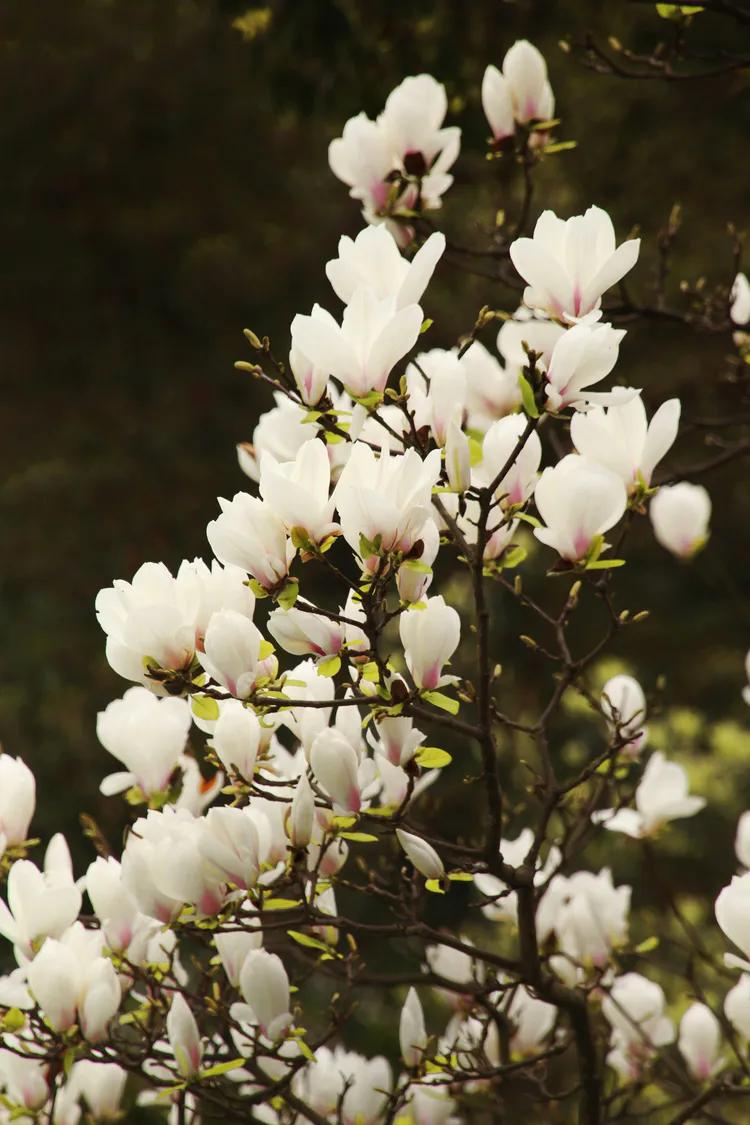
[1,0,749,944]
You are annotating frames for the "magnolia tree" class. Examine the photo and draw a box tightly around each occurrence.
[2,34,750,1125]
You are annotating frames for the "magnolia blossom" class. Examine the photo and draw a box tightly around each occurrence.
[497,310,565,374]
[716,871,750,971]
[543,321,629,412]
[406,348,467,446]
[26,922,121,1041]
[571,396,680,488]
[334,443,441,563]
[339,1053,392,1125]
[259,440,338,547]
[310,729,364,814]
[534,455,627,562]
[602,973,674,1079]
[731,272,750,326]
[601,673,648,756]
[475,829,560,925]
[214,926,263,988]
[0,1048,49,1111]
[207,492,295,591]
[396,517,440,604]
[167,993,203,1078]
[268,605,344,659]
[288,770,315,848]
[399,595,460,690]
[0,852,82,959]
[506,985,557,1057]
[510,206,640,321]
[396,829,445,880]
[96,687,191,798]
[678,1003,722,1080]
[503,39,555,124]
[592,752,705,838]
[290,289,423,399]
[546,868,631,968]
[236,393,320,481]
[86,856,141,953]
[481,65,514,143]
[724,974,750,1039]
[326,225,445,307]
[461,339,521,431]
[197,609,273,699]
[329,74,459,231]
[736,811,750,869]
[209,699,262,781]
[95,558,253,685]
[650,482,711,559]
[121,807,223,921]
[0,754,35,856]
[62,1061,127,1121]
[400,987,428,1067]
[476,413,543,506]
[239,949,293,1041]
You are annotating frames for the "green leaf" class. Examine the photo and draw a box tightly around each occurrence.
[317,654,341,678]
[287,931,332,953]
[515,511,541,528]
[296,1037,316,1062]
[339,831,378,842]
[332,815,358,829]
[468,435,484,467]
[414,746,452,769]
[261,897,302,911]
[448,871,474,882]
[276,577,299,611]
[191,695,219,721]
[500,545,527,570]
[290,527,312,551]
[422,690,460,715]
[300,410,322,424]
[656,3,703,17]
[200,1058,247,1079]
[586,559,626,570]
[259,639,275,660]
[634,935,660,954]
[420,317,434,335]
[542,140,577,155]
[248,578,270,599]
[517,372,539,418]
[425,878,446,894]
[0,1008,25,1032]
[361,661,380,684]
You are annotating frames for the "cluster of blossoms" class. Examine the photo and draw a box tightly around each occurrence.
[1,34,747,1125]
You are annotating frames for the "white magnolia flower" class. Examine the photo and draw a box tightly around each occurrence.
[462,339,522,431]
[724,974,750,1039]
[571,396,680,487]
[505,985,557,1057]
[650,482,711,559]
[86,856,141,953]
[399,595,461,690]
[603,973,674,1079]
[339,1052,392,1124]
[209,699,262,782]
[207,491,295,592]
[406,348,467,446]
[95,558,254,686]
[96,687,190,798]
[736,811,750,869]
[502,39,555,125]
[239,949,293,1041]
[0,754,35,857]
[592,752,705,838]
[601,674,648,756]
[267,604,344,659]
[167,993,203,1078]
[0,1048,49,1111]
[27,922,121,1041]
[534,454,627,562]
[678,1002,722,1080]
[259,440,338,547]
[197,609,270,699]
[475,828,561,925]
[326,225,445,308]
[510,206,640,321]
[310,729,366,815]
[547,868,631,967]
[476,412,543,506]
[290,289,423,399]
[288,770,316,849]
[64,1060,128,1121]
[214,926,263,988]
[0,852,82,960]
[481,64,514,142]
[396,829,445,880]
[399,987,428,1067]
[334,443,441,564]
[543,321,629,412]
[731,272,750,326]
[716,871,750,971]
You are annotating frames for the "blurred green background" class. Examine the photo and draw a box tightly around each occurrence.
[1,0,749,906]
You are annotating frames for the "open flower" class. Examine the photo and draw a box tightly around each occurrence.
[716,871,750,971]
[259,440,338,548]
[96,687,191,798]
[326,225,445,308]
[593,752,705,838]
[571,396,680,488]
[0,754,35,857]
[533,455,627,562]
[510,206,640,321]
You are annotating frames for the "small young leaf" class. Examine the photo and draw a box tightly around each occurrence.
[422,690,460,715]
[276,577,299,610]
[425,878,446,894]
[317,654,341,678]
[414,746,452,769]
[191,695,219,722]
[517,372,539,418]
[200,1058,247,1079]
